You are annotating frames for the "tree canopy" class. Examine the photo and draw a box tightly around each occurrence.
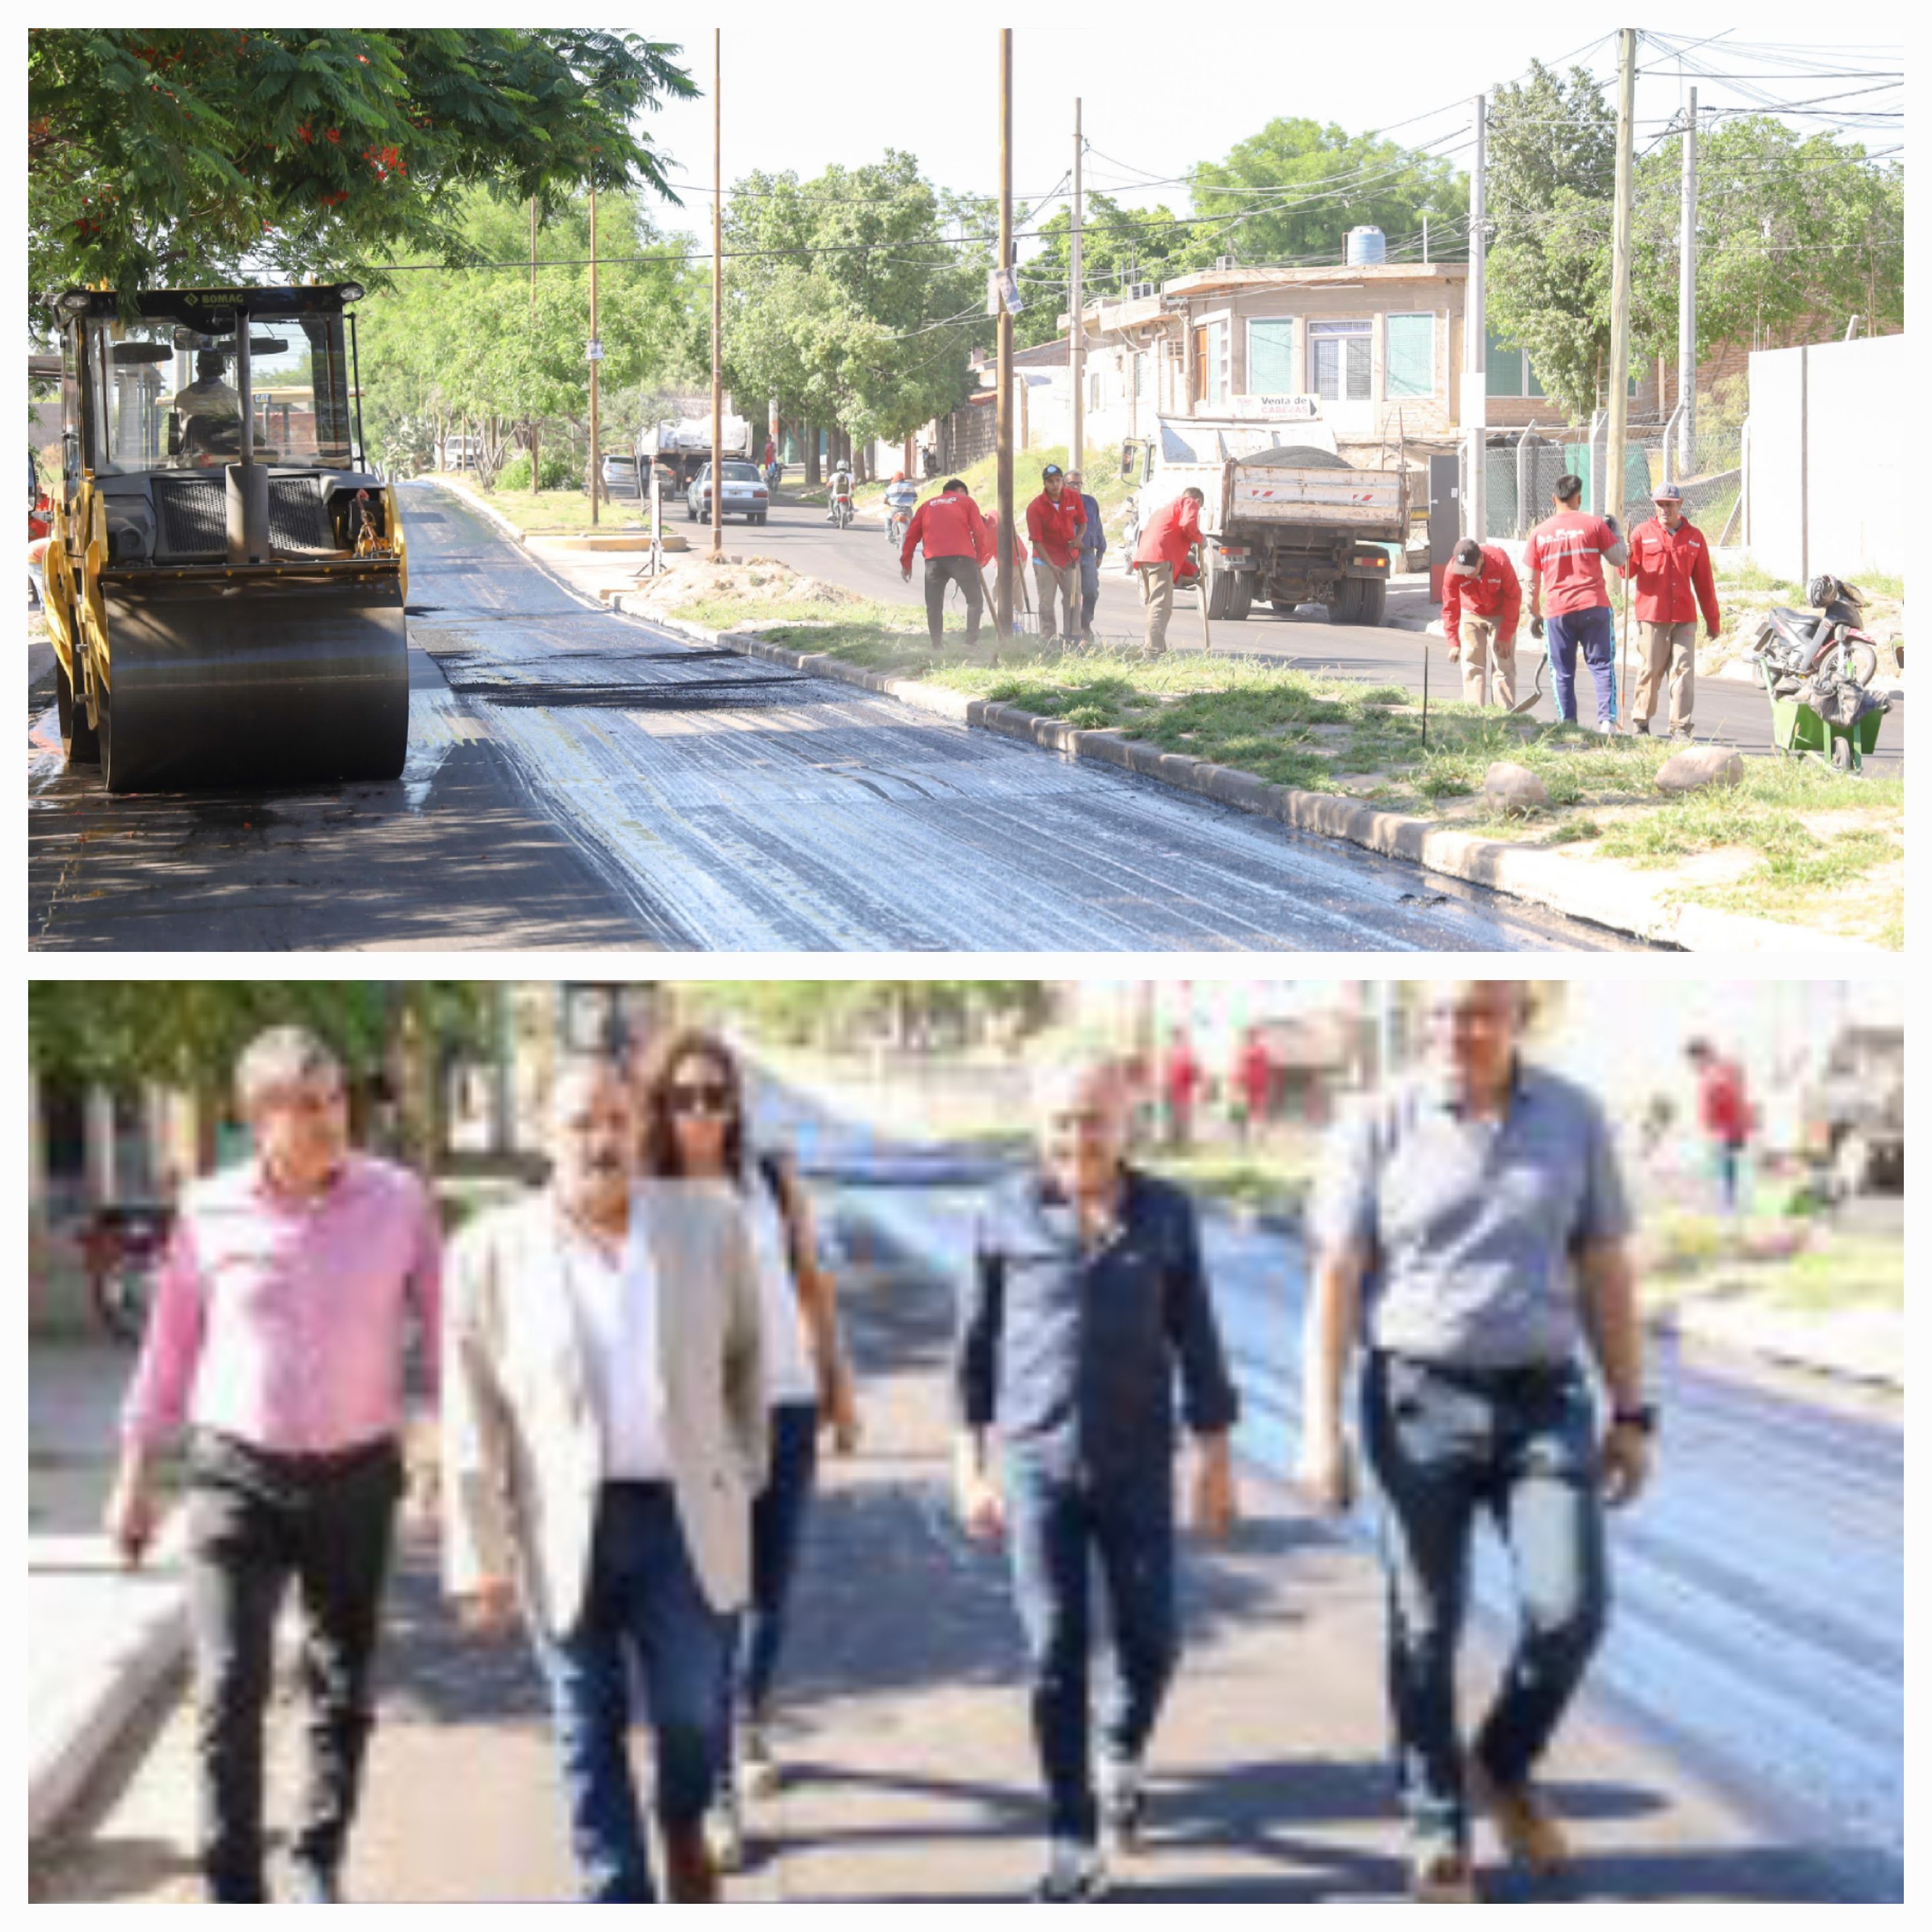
[1016,192,1220,350]
[27,29,695,315]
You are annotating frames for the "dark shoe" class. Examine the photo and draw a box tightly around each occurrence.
[286,1862,341,1904]
[663,1823,721,1902]
[1409,1844,1479,1902]
[1033,1839,1109,1901]
[1633,717,1650,735]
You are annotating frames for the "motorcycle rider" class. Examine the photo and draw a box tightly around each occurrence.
[824,455,855,525]
[883,470,920,545]
[1619,483,1720,739]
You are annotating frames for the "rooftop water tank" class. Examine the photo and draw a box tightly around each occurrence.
[1345,225,1387,266]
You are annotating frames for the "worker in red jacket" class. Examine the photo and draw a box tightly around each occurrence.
[1619,482,1721,739]
[901,478,994,649]
[1686,1037,1753,1214]
[1023,462,1086,641]
[1441,537,1523,708]
[1130,487,1205,656]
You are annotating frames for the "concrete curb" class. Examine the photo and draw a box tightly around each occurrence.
[30,1518,190,1841]
[614,602,1885,955]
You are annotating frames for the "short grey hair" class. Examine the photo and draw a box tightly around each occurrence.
[234,1025,343,1112]
[547,1053,632,1127]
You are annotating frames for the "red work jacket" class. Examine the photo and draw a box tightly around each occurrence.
[1024,488,1086,569]
[1132,495,1202,572]
[901,492,991,571]
[1621,516,1720,631]
[1442,544,1523,646]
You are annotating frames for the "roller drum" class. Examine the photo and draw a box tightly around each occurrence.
[99,569,408,794]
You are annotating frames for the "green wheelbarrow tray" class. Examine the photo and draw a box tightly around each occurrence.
[1758,655,1886,774]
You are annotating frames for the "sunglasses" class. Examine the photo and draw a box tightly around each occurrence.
[667,1082,735,1116]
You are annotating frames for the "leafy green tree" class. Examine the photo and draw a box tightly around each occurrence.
[1188,118,1469,266]
[1483,61,1619,422]
[1016,192,1221,350]
[28,30,695,316]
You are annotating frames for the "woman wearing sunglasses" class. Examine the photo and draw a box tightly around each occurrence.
[637,1027,861,1872]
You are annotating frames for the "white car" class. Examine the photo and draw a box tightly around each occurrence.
[687,460,769,525]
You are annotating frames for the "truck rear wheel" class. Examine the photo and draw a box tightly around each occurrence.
[1206,557,1234,621]
[1353,578,1387,625]
[1228,574,1253,621]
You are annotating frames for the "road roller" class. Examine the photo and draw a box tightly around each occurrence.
[40,282,409,793]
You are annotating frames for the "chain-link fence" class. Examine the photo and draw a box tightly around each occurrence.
[1473,411,1743,541]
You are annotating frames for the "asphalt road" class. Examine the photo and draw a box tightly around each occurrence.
[28,486,1640,951]
[767,1085,1904,1903]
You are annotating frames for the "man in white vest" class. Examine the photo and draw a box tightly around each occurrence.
[442,1058,766,1904]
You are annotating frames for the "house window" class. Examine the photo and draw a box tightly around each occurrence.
[1486,328,1546,400]
[1192,319,1230,407]
[1385,314,1435,398]
[1248,318,1297,394]
[1310,319,1372,401]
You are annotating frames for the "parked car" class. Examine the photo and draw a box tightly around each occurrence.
[686,459,769,525]
[601,451,641,500]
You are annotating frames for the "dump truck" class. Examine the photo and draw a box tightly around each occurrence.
[1120,416,1409,625]
[40,282,408,793]
[643,411,752,494]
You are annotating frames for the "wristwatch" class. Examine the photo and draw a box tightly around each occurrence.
[1611,1403,1658,1438]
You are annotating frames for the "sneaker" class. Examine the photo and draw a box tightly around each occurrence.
[1470,1767,1570,1876]
[286,1862,341,1904]
[1033,1839,1110,1902]
[1596,717,1615,735]
[1408,1845,1479,1902]
[1096,1756,1147,1854]
[706,1796,747,1874]
[1632,717,1650,735]
[738,1717,780,1801]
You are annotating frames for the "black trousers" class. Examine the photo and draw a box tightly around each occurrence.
[185,1430,402,1902]
[924,553,983,645]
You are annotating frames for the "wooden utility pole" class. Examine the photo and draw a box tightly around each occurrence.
[588,184,600,525]
[1677,86,1698,477]
[995,29,1014,637]
[529,197,537,321]
[1605,27,1638,530]
[1070,97,1084,474]
[710,27,724,559]
[1463,92,1487,544]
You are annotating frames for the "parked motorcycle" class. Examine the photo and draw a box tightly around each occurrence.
[1749,574,1882,692]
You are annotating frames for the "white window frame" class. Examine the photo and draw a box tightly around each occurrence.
[1309,317,1373,402]
[1383,312,1437,400]
[1197,308,1232,409]
[1245,315,1298,398]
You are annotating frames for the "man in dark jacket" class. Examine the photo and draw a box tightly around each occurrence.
[956,1055,1239,1902]
[1067,468,1106,640]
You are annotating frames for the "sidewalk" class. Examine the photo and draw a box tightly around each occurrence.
[29,1341,189,1841]
[34,1226,1824,1904]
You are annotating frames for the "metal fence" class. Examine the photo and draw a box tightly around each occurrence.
[1472,409,1743,542]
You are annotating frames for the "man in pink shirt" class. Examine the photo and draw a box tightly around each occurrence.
[109,1025,441,1904]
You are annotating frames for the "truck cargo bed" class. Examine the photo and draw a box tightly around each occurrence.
[1230,468,1403,527]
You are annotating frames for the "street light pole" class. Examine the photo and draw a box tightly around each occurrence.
[1678,86,1699,477]
[711,27,724,560]
[1463,93,1487,545]
[1071,96,1084,476]
[995,29,1014,639]
[588,183,600,527]
[1605,26,1638,529]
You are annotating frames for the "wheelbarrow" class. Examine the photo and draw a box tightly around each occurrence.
[1756,653,1888,774]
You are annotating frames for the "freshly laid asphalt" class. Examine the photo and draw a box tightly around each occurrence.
[27,486,1638,952]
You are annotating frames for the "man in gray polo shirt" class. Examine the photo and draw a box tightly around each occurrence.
[1299,981,1652,1902]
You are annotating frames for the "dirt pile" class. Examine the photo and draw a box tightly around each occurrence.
[623,552,865,621]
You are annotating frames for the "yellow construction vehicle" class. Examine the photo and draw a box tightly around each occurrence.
[40,282,409,792]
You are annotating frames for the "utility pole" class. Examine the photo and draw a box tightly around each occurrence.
[995,28,1014,638]
[1605,26,1638,528]
[710,28,724,559]
[588,184,600,527]
[1462,93,1487,544]
[1677,85,1698,477]
[529,197,537,322]
[1071,97,1084,475]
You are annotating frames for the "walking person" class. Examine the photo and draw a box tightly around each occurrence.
[630,1028,861,1872]
[956,1055,1240,1900]
[443,1057,767,1904]
[1621,483,1720,738]
[1299,981,1652,1901]
[1130,488,1205,656]
[900,478,993,650]
[1442,537,1523,708]
[1684,1037,1754,1216]
[1024,462,1087,642]
[1231,1024,1273,1148]
[1523,474,1630,731]
[107,1026,441,1904]
[1161,1029,1202,1152]
[1067,468,1106,641]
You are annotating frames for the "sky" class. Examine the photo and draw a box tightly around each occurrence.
[621,8,1904,248]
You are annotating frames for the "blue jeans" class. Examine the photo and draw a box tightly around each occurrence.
[535,1484,730,1902]
[1004,1459,1179,1845]
[1546,606,1616,724]
[1078,552,1102,631]
[1361,1354,1609,1858]
[718,1401,819,1775]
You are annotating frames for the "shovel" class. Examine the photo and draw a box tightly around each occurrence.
[1511,652,1548,717]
